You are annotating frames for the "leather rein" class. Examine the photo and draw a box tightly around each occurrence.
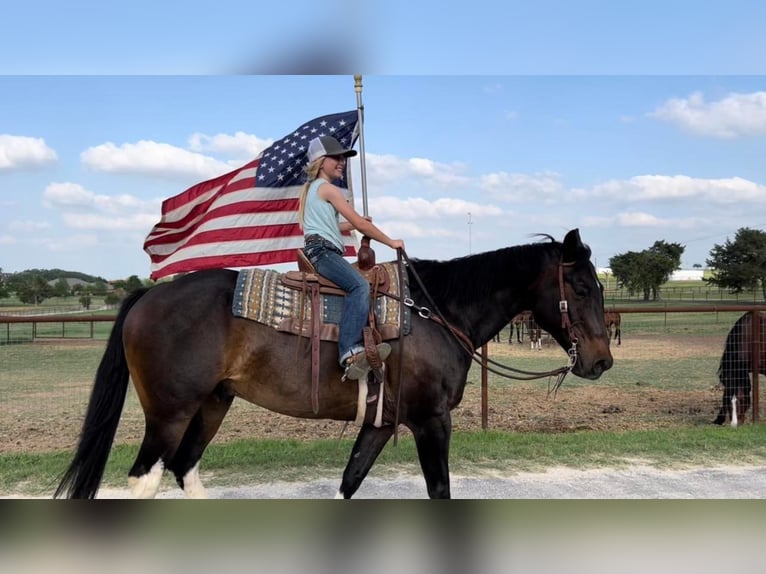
[395,249,580,392]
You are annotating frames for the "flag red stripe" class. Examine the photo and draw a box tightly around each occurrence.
[146,224,303,264]
[143,199,300,247]
[160,159,259,213]
[150,246,355,280]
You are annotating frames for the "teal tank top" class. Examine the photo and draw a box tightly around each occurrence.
[303,178,345,252]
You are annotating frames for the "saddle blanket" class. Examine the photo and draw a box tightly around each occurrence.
[232,262,410,342]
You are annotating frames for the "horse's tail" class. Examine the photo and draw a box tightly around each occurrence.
[54,288,150,499]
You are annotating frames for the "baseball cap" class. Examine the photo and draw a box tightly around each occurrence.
[307,135,358,163]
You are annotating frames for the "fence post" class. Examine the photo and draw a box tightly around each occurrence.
[752,310,761,423]
[481,344,488,430]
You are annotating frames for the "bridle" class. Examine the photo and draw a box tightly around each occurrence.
[398,249,580,390]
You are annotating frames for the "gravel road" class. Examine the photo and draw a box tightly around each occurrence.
[78,463,766,499]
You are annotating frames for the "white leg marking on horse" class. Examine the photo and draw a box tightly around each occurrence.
[374,380,385,427]
[128,459,164,499]
[182,462,208,499]
[731,396,738,428]
[354,380,366,426]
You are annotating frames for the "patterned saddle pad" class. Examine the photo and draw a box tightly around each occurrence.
[231,262,410,342]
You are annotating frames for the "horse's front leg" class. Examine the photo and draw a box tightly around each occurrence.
[410,412,452,499]
[337,424,395,499]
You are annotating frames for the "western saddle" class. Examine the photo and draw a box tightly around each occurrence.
[281,238,392,419]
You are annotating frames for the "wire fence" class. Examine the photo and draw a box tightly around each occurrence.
[1,307,765,455]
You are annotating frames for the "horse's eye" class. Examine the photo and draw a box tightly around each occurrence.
[572,283,589,298]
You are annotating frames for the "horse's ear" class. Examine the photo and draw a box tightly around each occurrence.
[562,228,583,261]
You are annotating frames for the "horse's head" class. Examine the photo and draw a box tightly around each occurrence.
[528,229,613,380]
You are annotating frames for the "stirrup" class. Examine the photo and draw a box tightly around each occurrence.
[342,343,391,381]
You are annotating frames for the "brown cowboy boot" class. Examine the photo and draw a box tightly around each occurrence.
[343,343,391,381]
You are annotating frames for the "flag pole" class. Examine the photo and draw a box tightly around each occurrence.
[354,74,369,217]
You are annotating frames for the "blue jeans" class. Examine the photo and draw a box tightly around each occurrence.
[304,237,370,366]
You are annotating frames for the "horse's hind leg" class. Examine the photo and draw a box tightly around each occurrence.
[129,413,195,498]
[410,413,452,499]
[337,424,395,499]
[168,385,235,498]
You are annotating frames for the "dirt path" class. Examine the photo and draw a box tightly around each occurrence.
[10,463,764,499]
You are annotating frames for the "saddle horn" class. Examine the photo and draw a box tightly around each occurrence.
[357,235,376,271]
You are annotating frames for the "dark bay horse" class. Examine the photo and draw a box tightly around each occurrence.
[54,228,613,499]
[604,311,621,345]
[714,312,766,426]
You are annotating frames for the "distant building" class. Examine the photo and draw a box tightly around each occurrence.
[597,267,705,281]
[669,269,704,281]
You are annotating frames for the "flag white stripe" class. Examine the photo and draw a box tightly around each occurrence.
[147,211,302,256]
[146,185,304,241]
[150,232,357,272]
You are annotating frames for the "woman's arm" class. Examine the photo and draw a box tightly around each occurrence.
[319,183,404,250]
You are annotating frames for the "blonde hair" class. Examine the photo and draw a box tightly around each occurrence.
[297,157,325,230]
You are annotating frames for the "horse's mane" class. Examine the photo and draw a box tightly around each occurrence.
[407,236,563,308]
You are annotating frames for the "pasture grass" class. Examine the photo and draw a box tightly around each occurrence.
[4,425,766,496]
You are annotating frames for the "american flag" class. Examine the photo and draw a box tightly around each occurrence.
[143,110,359,280]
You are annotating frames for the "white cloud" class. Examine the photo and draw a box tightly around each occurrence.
[380,221,461,239]
[188,131,272,159]
[572,174,766,204]
[648,91,766,138]
[369,196,504,219]
[81,140,231,180]
[42,182,161,233]
[33,234,100,252]
[8,220,50,232]
[43,181,160,214]
[364,153,470,188]
[0,235,16,245]
[583,211,707,229]
[480,171,564,202]
[61,212,158,231]
[42,182,95,208]
[0,135,57,170]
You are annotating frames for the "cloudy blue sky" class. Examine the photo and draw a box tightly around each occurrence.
[1,2,764,280]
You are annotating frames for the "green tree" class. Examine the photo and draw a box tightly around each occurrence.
[647,240,684,300]
[53,277,71,297]
[0,267,9,298]
[706,227,766,300]
[16,275,54,305]
[79,293,92,310]
[609,240,684,301]
[91,280,108,296]
[104,292,121,307]
[124,275,143,292]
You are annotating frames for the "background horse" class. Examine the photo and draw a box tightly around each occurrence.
[509,311,531,344]
[55,228,612,499]
[604,311,621,345]
[714,312,766,426]
[509,310,544,349]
